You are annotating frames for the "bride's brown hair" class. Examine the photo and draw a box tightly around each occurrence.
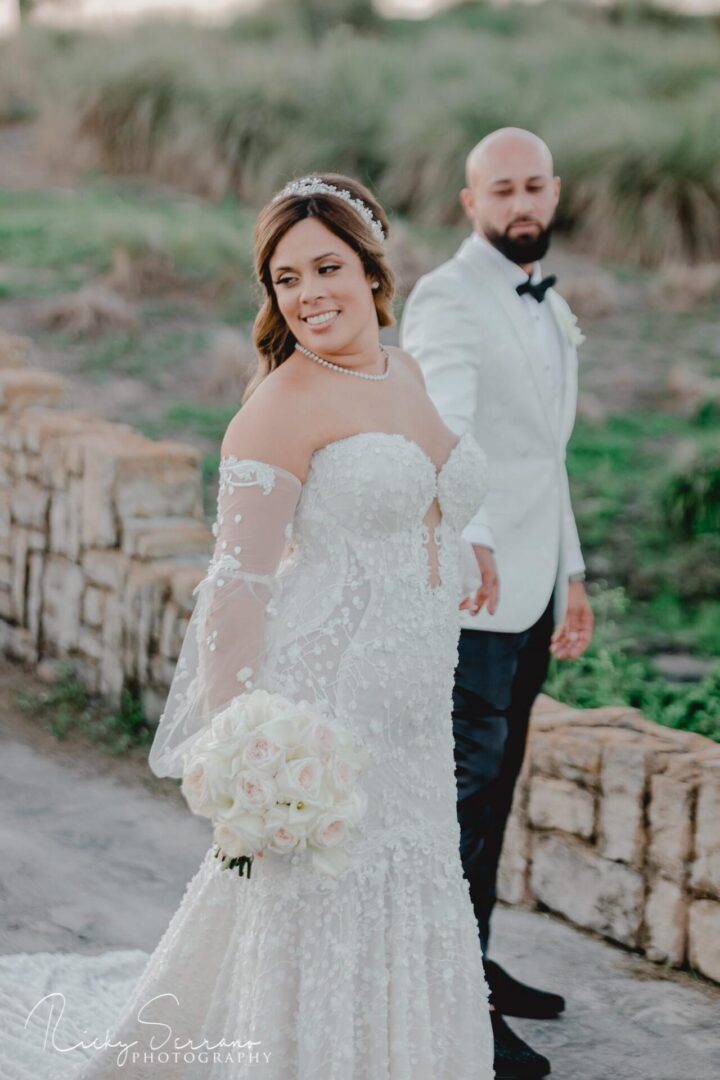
[244,174,395,400]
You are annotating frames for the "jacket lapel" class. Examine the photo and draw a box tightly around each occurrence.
[456,238,558,442]
[547,288,578,444]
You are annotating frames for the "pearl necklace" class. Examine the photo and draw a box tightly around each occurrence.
[295,342,390,381]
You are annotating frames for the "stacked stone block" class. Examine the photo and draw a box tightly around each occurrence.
[0,346,212,716]
[497,698,720,984]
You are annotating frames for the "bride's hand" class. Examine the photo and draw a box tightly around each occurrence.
[459,546,500,616]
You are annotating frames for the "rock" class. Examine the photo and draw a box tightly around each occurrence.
[648,771,694,883]
[26,552,43,644]
[0,370,66,413]
[169,564,205,612]
[41,555,85,653]
[10,527,30,623]
[497,791,531,906]
[688,900,720,983]
[48,480,83,561]
[645,877,687,965]
[10,478,49,530]
[653,653,716,683]
[99,594,124,703]
[599,741,648,867]
[1,623,37,663]
[691,762,720,898]
[528,776,595,839]
[530,834,645,947]
[82,549,130,592]
[120,516,211,558]
[531,728,602,787]
[82,585,106,629]
[0,330,31,369]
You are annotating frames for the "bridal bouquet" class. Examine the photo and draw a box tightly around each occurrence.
[180,690,368,879]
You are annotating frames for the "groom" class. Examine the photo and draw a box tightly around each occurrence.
[401,128,593,1080]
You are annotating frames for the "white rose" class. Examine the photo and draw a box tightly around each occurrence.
[263,803,301,854]
[238,689,275,731]
[335,787,368,829]
[242,732,280,770]
[275,757,323,803]
[214,813,264,858]
[267,826,300,854]
[253,714,307,752]
[328,753,360,797]
[554,303,586,347]
[310,812,348,849]
[234,770,277,812]
[265,802,317,844]
[182,747,234,817]
[286,799,323,835]
[305,721,337,756]
[181,760,211,816]
[210,700,245,740]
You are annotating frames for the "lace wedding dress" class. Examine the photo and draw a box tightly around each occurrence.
[4,431,494,1080]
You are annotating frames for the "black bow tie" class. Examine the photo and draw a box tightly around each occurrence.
[516,273,557,303]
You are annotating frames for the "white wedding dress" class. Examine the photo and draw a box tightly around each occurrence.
[3,431,494,1080]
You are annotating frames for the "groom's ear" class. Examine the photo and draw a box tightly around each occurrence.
[460,187,474,222]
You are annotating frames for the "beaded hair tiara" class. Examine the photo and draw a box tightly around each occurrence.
[272,176,386,243]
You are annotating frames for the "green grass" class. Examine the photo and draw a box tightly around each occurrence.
[79,328,209,380]
[545,587,720,742]
[140,401,237,442]
[567,412,720,664]
[0,187,256,297]
[16,661,153,754]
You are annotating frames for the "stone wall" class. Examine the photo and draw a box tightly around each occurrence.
[3,338,720,985]
[0,338,212,719]
[497,696,720,984]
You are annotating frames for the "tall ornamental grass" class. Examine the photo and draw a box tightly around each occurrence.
[3,3,720,265]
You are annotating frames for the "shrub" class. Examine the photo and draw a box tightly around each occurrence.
[12,5,720,265]
[662,440,720,539]
[545,587,720,743]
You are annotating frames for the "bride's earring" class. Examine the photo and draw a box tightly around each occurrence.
[371,281,380,291]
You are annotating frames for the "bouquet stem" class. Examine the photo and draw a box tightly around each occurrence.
[213,845,254,878]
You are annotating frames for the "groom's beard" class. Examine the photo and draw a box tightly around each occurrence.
[485,220,554,265]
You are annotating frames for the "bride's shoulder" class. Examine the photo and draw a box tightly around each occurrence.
[386,345,426,388]
[220,365,316,482]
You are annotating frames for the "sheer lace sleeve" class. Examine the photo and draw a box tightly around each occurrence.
[148,457,302,779]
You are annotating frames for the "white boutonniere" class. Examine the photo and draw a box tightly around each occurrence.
[551,297,586,348]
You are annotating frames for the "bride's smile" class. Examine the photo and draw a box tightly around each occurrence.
[270,216,382,370]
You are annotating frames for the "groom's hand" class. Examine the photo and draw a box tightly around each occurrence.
[550,581,594,660]
[459,545,500,616]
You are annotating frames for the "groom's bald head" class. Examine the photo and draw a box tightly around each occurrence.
[465,128,554,188]
[461,128,560,269]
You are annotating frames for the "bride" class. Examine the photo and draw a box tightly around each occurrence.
[75,174,494,1078]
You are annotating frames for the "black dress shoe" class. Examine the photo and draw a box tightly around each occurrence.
[491,1011,551,1080]
[485,959,565,1020]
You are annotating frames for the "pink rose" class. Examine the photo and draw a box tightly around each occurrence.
[268,825,300,854]
[242,733,277,769]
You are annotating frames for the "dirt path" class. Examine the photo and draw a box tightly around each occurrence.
[1,655,719,1079]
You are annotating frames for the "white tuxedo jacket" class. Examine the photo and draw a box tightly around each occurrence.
[400,235,585,634]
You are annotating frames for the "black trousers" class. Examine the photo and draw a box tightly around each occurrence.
[452,594,555,953]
